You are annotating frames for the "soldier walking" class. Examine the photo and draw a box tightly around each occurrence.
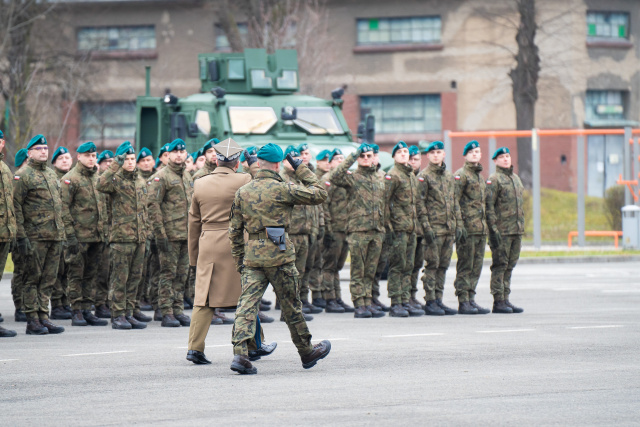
[0,130,17,337]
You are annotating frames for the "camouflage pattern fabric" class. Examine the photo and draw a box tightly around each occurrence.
[490,235,522,301]
[454,162,487,235]
[11,252,25,310]
[384,162,427,234]
[307,235,323,299]
[51,251,69,308]
[280,167,314,235]
[422,234,455,302]
[157,240,188,316]
[454,234,486,302]
[65,242,102,310]
[387,232,417,305]
[94,244,109,306]
[109,242,145,317]
[0,154,17,242]
[321,231,348,300]
[373,238,388,299]
[191,160,216,180]
[417,162,462,236]
[147,250,160,308]
[486,165,525,236]
[147,161,193,241]
[346,231,383,308]
[60,162,106,242]
[0,242,10,282]
[22,241,62,318]
[289,233,309,294]
[410,236,424,299]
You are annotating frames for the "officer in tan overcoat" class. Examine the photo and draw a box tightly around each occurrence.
[185,138,275,365]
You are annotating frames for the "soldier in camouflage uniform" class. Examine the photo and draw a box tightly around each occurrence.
[370,144,390,312]
[384,141,428,317]
[229,143,330,375]
[13,135,66,335]
[60,142,109,327]
[10,148,28,323]
[147,139,193,327]
[191,138,218,180]
[331,144,386,318]
[408,145,424,308]
[97,143,148,330]
[95,150,115,319]
[453,141,490,315]
[0,130,18,337]
[486,147,524,314]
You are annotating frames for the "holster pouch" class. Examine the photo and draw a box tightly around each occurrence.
[265,227,286,252]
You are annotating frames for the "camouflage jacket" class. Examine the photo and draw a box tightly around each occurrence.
[330,152,386,234]
[311,168,326,235]
[97,162,147,243]
[147,161,193,241]
[486,165,525,236]
[384,162,427,234]
[229,165,327,268]
[454,162,487,235]
[0,154,17,241]
[280,167,314,235]
[412,168,423,236]
[13,158,65,241]
[192,160,216,180]
[54,167,68,181]
[60,162,107,242]
[417,162,462,236]
[319,171,333,232]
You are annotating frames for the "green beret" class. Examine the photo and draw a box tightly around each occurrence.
[51,146,69,164]
[425,141,444,153]
[0,129,3,139]
[359,143,372,153]
[27,134,47,150]
[202,138,219,152]
[409,146,420,157]
[76,142,97,154]
[159,143,170,155]
[168,138,186,152]
[463,140,480,156]
[257,143,284,163]
[297,143,309,153]
[155,157,162,168]
[97,150,114,164]
[371,144,380,154]
[316,149,331,161]
[392,141,408,157]
[116,141,135,156]
[190,152,198,163]
[137,147,153,162]
[492,147,510,160]
[329,148,343,162]
[15,148,27,168]
[284,145,301,158]
[196,148,204,158]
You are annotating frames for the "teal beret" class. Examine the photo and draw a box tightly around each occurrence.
[97,150,114,164]
[316,149,331,161]
[168,138,186,152]
[15,148,27,168]
[297,143,309,153]
[0,129,3,139]
[463,140,480,156]
[27,134,47,150]
[359,143,372,153]
[370,144,379,154]
[159,143,170,155]
[202,138,219,152]
[116,141,135,156]
[284,145,301,158]
[329,148,343,162]
[51,146,69,164]
[257,143,284,163]
[392,141,408,157]
[240,146,257,162]
[197,148,204,158]
[425,141,444,153]
[155,157,162,168]
[409,146,420,157]
[492,147,510,160]
[137,147,153,162]
[76,142,97,154]
[190,152,198,162]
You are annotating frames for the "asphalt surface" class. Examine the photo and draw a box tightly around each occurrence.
[1,262,639,426]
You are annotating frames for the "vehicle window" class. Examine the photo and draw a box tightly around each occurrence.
[229,106,278,134]
[195,110,211,135]
[294,107,344,135]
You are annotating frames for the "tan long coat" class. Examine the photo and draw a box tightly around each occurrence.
[188,166,251,307]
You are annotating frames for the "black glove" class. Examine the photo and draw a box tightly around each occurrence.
[424,230,436,246]
[157,237,170,253]
[323,232,335,247]
[285,153,303,171]
[67,235,80,255]
[150,239,158,255]
[354,148,363,158]
[16,237,32,256]
[115,153,126,166]
[9,238,16,253]
[489,231,502,249]
[455,227,468,245]
[244,150,258,166]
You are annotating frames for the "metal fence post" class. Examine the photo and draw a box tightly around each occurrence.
[577,135,586,247]
[624,127,632,206]
[444,130,452,169]
[532,128,541,249]
[489,136,496,175]
[635,138,640,207]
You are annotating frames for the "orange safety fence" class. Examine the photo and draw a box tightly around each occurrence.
[447,128,640,138]
[567,231,622,248]
[617,175,639,202]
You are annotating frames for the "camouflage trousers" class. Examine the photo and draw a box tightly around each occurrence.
[232,263,313,357]
[147,249,160,308]
[321,232,348,301]
[454,234,486,302]
[185,263,196,301]
[305,234,323,300]
[490,234,522,301]
[0,242,10,283]
[373,235,390,299]
[23,241,62,319]
[422,234,454,302]
[134,246,150,312]
[290,234,309,301]
[387,232,417,305]
[11,251,25,310]
[95,243,110,306]
[411,236,424,299]
[109,242,145,317]
[158,240,188,316]
[51,250,69,308]
[347,231,383,308]
[66,242,103,310]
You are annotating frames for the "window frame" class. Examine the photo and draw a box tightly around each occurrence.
[359,94,442,134]
[80,101,137,142]
[354,16,444,54]
[586,10,632,48]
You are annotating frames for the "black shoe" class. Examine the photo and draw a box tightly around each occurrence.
[458,301,478,315]
[0,325,17,337]
[261,298,272,306]
[154,308,163,321]
[15,309,27,322]
[175,313,191,326]
[303,313,314,321]
[389,304,409,318]
[219,307,236,312]
[50,305,72,320]
[492,300,514,314]
[354,306,372,318]
[403,303,425,317]
[248,342,277,361]
[312,298,326,309]
[337,298,355,313]
[125,315,147,329]
[424,300,445,316]
[183,297,194,310]
[436,298,458,315]
[505,300,524,313]
[0,313,3,323]
[230,354,257,375]
[71,309,88,326]
[275,301,281,310]
[95,304,111,319]
[302,301,322,314]
[187,350,211,365]
[161,314,181,327]
[139,300,153,311]
[409,297,423,311]
[259,302,271,311]
[365,305,386,318]
[258,311,274,324]
[83,310,108,326]
[64,305,72,313]
[112,315,132,330]
[26,318,48,335]
[301,340,331,369]
[41,319,65,334]
[470,301,490,315]
[372,297,390,312]
[210,316,223,325]
[133,311,152,322]
[214,308,235,325]
[325,299,346,313]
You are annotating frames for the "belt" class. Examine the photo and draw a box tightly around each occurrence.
[202,221,229,231]
[248,230,288,240]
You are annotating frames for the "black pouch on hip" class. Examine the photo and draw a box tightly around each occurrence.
[265,227,286,252]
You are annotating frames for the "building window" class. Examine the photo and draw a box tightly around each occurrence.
[587,12,629,41]
[356,17,441,46]
[215,22,296,51]
[77,26,156,51]
[80,102,136,140]
[585,90,625,122]
[215,23,249,51]
[360,95,441,133]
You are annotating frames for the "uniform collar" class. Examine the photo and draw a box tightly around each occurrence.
[167,160,186,175]
[77,161,97,176]
[122,168,138,180]
[28,158,47,170]
[357,164,376,174]
[394,161,413,175]
[464,161,483,173]
[428,162,446,174]
[256,169,284,181]
[497,165,513,175]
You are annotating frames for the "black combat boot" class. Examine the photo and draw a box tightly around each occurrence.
[71,309,88,326]
[302,301,322,314]
[261,298,272,306]
[353,306,372,318]
[365,305,386,318]
[303,313,314,321]
[470,301,490,315]
[312,297,327,309]
[50,305,72,320]
[161,314,180,327]
[112,315,132,330]
[300,340,331,369]
[175,313,191,326]
[505,300,524,313]
[458,301,478,315]
[95,304,111,319]
[0,325,17,337]
[83,310,108,326]
[389,304,409,318]
[187,350,211,365]
[248,342,277,361]
[337,298,355,313]
[325,299,345,313]
[133,310,152,322]
[125,315,147,329]
[41,319,65,334]
[409,297,423,310]
[259,301,271,311]
[403,302,425,317]
[214,308,235,325]
[424,300,445,316]
[436,298,458,315]
[258,311,274,323]
[372,297,390,312]
[230,354,257,375]
[154,308,163,321]
[26,318,48,335]
[492,300,513,314]
[183,297,194,310]
[139,300,153,311]
[64,305,72,314]
[275,300,281,310]
[14,309,27,322]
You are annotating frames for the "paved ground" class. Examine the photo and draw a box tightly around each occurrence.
[1,262,639,426]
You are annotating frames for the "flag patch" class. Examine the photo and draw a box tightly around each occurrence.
[486,180,492,185]
[13,176,20,180]
[64,180,71,185]
[418,177,424,182]
[385,175,391,180]
[325,181,331,186]
[454,176,460,180]
[346,171,352,175]
[154,177,160,182]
